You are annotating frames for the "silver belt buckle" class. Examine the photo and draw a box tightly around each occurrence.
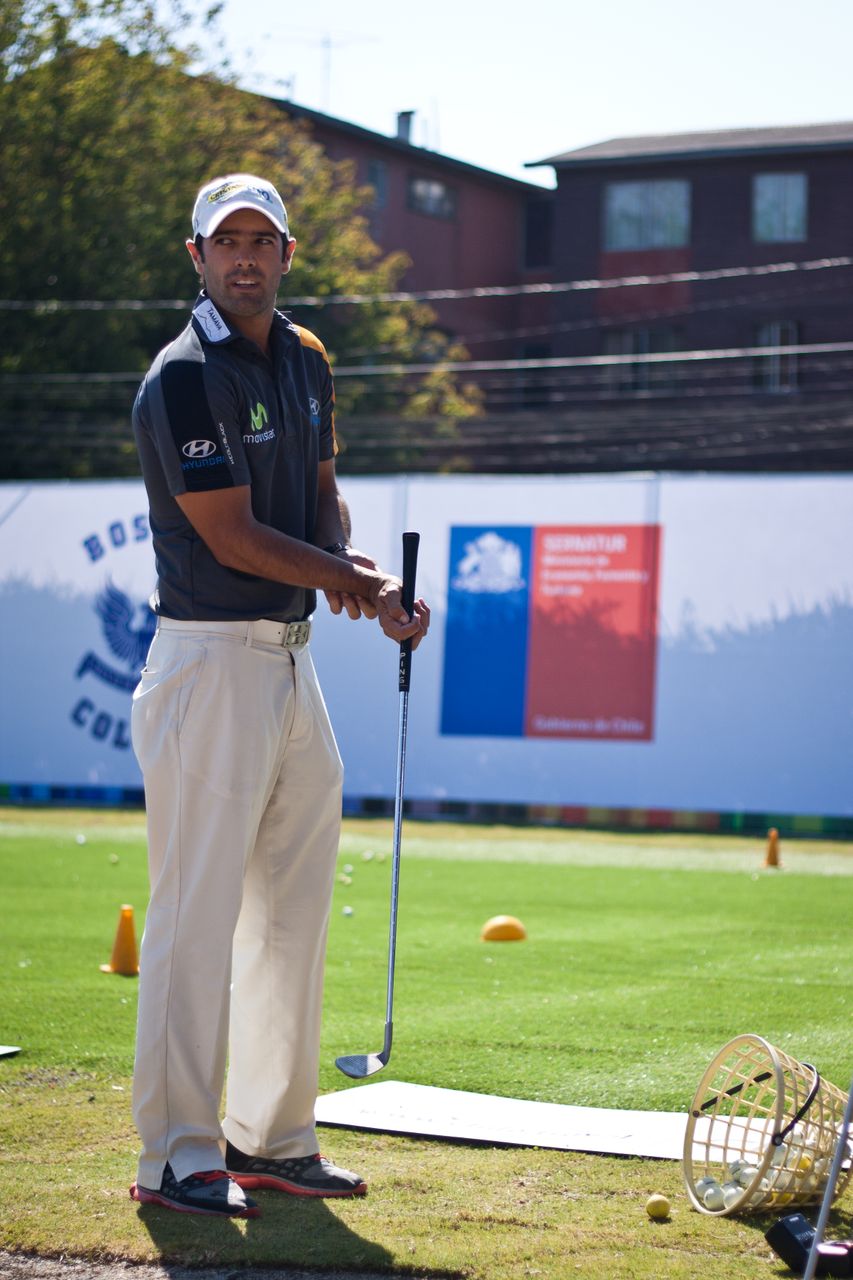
[283,620,311,648]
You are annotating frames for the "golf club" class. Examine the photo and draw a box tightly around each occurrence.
[802,1071,853,1280]
[335,530,420,1079]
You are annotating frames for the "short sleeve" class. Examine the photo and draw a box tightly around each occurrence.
[315,345,336,461]
[140,346,250,495]
[295,326,337,461]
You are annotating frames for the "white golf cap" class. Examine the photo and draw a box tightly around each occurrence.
[191,173,289,239]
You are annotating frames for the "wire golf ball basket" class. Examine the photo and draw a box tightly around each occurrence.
[683,1034,853,1216]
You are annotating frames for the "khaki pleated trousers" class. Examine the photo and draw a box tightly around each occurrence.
[130,620,343,1189]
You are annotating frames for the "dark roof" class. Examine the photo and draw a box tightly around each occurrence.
[528,121,853,169]
[264,97,552,194]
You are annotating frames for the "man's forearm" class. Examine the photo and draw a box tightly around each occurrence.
[217,519,380,598]
[313,489,352,550]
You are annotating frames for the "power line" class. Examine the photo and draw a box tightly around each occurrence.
[331,341,853,377]
[2,254,852,311]
[5,341,853,386]
[294,255,853,306]
[346,271,853,355]
[4,340,850,378]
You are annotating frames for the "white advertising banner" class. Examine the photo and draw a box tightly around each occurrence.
[1,474,851,816]
[0,482,156,790]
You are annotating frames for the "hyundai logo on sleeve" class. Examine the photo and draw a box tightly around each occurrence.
[180,439,225,471]
[182,439,217,458]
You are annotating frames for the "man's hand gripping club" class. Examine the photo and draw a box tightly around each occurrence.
[325,547,429,649]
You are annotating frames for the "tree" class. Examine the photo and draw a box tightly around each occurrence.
[0,0,481,442]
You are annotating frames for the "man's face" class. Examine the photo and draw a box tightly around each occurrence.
[188,208,295,320]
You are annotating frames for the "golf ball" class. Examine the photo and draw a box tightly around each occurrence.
[703,1183,726,1211]
[722,1182,742,1210]
[342,905,354,917]
[645,1193,670,1220]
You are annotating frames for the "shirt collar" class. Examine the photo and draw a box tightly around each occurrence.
[191,292,299,349]
[191,292,235,345]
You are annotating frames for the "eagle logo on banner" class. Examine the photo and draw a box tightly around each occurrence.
[94,581,156,673]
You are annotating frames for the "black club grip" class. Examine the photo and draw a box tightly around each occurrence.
[398,531,420,692]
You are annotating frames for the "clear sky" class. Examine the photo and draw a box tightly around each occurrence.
[200,0,853,188]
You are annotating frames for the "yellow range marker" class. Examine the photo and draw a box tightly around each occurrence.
[480,914,527,941]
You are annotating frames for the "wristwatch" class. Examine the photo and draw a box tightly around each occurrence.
[323,541,349,555]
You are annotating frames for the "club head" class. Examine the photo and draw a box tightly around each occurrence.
[335,1050,389,1079]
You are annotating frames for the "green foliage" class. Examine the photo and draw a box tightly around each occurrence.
[0,0,481,422]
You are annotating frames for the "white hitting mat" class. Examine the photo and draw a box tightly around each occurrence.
[316,1080,687,1159]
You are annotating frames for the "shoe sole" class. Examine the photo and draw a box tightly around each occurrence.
[228,1172,367,1198]
[129,1182,261,1217]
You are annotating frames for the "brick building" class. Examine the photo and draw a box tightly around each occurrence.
[279,112,853,471]
[519,124,853,468]
[275,99,554,365]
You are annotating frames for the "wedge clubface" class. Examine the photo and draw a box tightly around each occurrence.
[336,531,419,1080]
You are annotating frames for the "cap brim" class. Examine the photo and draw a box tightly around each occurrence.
[199,201,288,238]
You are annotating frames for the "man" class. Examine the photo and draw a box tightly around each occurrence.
[128,173,429,1218]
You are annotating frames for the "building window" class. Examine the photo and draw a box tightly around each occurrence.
[524,197,553,269]
[754,320,799,392]
[603,180,690,251]
[407,176,456,219]
[366,159,387,209]
[602,327,681,393]
[752,173,807,242]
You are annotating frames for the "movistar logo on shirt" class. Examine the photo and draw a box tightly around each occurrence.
[244,399,275,446]
[250,401,269,432]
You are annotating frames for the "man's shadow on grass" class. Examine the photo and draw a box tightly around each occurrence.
[135,1191,393,1272]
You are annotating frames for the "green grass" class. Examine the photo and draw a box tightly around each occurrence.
[1,808,852,1277]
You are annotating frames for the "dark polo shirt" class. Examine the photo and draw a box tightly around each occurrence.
[133,293,337,622]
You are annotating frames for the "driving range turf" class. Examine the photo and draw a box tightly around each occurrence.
[1,806,851,1278]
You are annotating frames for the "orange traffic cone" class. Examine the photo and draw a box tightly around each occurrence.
[100,904,139,975]
[763,828,781,868]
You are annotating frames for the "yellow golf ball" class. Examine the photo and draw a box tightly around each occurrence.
[645,1193,671,1220]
